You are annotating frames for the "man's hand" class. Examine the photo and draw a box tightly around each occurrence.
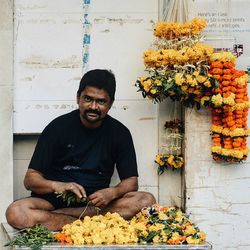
[88,188,115,208]
[88,177,138,208]
[52,182,86,200]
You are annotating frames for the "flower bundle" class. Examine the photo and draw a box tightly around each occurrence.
[155,154,184,174]
[131,204,206,245]
[54,204,206,245]
[154,17,207,40]
[209,52,250,162]
[135,17,217,108]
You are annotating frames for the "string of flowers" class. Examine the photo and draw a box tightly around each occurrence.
[155,119,184,174]
[135,17,249,163]
[208,52,250,162]
[135,17,217,109]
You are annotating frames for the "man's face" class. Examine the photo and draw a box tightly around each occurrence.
[77,86,112,128]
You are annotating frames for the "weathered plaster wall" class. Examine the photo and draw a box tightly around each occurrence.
[185,107,250,250]
[0,0,13,222]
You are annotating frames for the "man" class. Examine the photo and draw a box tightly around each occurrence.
[6,69,156,231]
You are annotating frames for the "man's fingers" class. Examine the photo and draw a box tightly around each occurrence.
[75,183,87,198]
[67,183,86,199]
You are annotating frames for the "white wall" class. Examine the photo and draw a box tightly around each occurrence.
[0,0,13,222]
[185,107,250,250]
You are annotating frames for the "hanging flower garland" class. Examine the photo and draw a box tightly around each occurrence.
[135,17,249,164]
[155,119,184,174]
[135,17,217,109]
[208,52,250,162]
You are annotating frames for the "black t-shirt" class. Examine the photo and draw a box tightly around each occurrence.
[29,109,138,196]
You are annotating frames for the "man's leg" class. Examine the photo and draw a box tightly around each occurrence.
[5,198,83,231]
[54,191,156,220]
[101,191,156,219]
[6,191,156,231]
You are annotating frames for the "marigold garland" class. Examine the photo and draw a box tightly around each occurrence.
[135,17,249,163]
[155,154,184,174]
[209,52,250,162]
[135,17,216,109]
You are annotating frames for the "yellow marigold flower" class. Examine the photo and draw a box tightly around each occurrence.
[211,146,222,154]
[196,75,207,83]
[235,74,248,85]
[201,96,210,105]
[194,89,201,95]
[167,154,175,165]
[175,210,183,221]
[221,128,230,136]
[153,235,161,243]
[142,79,152,92]
[222,148,232,156]
[211,94,223,107]
[181,85,188,92]
[184,225,196,236]
[193,70,199,77]
[204,80,212,87]
[231,128,245,137]
[223,93,235,106]
[155,154,164,166]
[158,211,168,220]
[231,150,244,159]
[245,129,250,136]
[155,79,162,86]
[150,88,157,95]
[199,231,206,242]
[175,73,185,86]
[186,236,201,244]
[211,125,222,133]
[243,148,249,156]
[149,223,165,232]
[210,51,236,62]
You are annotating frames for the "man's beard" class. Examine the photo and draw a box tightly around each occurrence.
[82,109,102,123]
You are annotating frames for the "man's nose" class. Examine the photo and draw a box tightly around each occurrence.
[89,100,98,110]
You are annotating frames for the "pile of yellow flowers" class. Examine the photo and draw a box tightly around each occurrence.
[155,154,184,174]
[135,17,217,109]
[54,205,206,245]
[55,212,138,245]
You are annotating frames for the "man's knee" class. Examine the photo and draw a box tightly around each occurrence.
[6,202,23,227]
[124,191,156,206]
[138,191,156,206]
[6,200,32,229]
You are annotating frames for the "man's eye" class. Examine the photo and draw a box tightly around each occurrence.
[83,96,91,102]
[97,100,106,105]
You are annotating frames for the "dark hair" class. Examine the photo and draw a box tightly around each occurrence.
[77,69,116,102]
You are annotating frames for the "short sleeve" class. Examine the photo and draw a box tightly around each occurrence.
[28,124,56,174]
[114,128,138,180]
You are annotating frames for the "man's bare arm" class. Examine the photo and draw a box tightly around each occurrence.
[24,168,86,198]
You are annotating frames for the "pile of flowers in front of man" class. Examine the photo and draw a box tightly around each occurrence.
[54,204,206,245]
